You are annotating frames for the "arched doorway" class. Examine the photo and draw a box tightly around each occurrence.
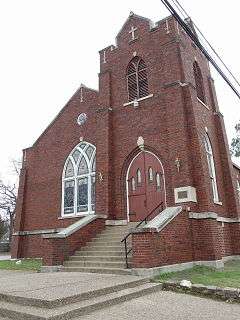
[126,151,166,222]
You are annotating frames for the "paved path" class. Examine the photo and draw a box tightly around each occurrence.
[80,290,240,320]
[0,270,145,301]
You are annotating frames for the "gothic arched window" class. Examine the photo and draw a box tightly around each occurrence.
[62,142,96,216]
[203,134,219,203]
[193,61,205,103]
[127,57,149,102]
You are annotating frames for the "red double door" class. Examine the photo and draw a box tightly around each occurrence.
[127,152,165,222]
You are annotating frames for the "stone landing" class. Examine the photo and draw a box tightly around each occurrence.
[0,270,162,319]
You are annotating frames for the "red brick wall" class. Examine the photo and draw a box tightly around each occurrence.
[12,218,105,263]
[132,211,194,268]
[13,14,240,264]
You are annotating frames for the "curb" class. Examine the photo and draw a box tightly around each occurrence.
[161,281,240,303]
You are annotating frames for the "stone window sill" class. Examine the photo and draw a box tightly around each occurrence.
[58,213,94,220]
[123,94,153,107]
[214,201,223,206]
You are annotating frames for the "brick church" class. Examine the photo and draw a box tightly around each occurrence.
[12,12,240,275]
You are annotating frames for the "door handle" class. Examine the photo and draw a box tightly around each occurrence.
[144,199,147,207]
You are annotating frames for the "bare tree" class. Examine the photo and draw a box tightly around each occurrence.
[0,159,21,242]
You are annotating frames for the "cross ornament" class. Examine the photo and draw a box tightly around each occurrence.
[129,26,137,41]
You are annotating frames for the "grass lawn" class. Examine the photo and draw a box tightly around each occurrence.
[155,260,240,288]
[0,259,42,271]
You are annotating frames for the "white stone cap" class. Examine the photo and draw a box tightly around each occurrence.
[43,214,105,239]
[143,206,182,232]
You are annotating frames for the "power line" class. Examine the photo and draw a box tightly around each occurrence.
[160,0,240,100]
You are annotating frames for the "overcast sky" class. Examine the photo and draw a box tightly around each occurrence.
[0,0,239,183]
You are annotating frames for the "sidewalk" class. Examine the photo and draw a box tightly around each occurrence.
[0,253,10,261]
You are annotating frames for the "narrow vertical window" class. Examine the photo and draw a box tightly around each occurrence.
[156,173,161,190]
[127,57,149,102]
[193,61,205,103]
[136,169,142,185]
[204,134,219,203]
[148,167,153,182]
[131,177,136,191]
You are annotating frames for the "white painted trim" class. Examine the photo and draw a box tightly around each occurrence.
[123,94,153,107]
[126,150,167,222]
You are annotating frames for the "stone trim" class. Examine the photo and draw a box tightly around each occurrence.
[132,206,182,233]
[43,214,105,239]
[13,229,62,236]
[189,212,240,223]
[132,256,240,277]
[41,265,63,273]
[105,220,128,226]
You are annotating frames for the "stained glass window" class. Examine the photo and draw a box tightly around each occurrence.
[204,134,219,203]
[86,146,94,160]
[64,180,74,214]
[77,177,88,212]
[72,149,81,164]
[65,160,74,178]
[62,142,96,216]
[78,157,89,175]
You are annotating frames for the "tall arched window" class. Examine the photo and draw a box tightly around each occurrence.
[203,134,219,203]
[127,57,149,102]
[62,142,96,216]
[193,61,205,103]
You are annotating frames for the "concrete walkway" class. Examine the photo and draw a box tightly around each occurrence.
[0,270,146,302]
[0,253,10,261]
[81,290,240,320]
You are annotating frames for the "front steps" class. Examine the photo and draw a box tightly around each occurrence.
[62,223,136,275]
[0,278,162,319]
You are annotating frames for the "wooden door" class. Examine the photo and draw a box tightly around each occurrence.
[127,151,165,222]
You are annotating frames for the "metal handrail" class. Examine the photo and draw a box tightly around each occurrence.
[121,202,164,268]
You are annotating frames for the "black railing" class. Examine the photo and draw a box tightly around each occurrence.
[121,202,164,268]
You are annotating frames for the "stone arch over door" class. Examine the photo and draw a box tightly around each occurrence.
[124,149,166,222]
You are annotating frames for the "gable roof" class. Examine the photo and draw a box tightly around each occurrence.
[116,12,153,39]
[32,84,98,147]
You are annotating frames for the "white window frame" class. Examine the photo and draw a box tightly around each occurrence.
[61,142,96,218]
[237,180,240,204]
[204,134,220,204]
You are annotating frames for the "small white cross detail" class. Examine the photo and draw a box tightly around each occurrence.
[129,26,137,41]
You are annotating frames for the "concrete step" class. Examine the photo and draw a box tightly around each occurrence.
[81,245,124,252]
[0,283,162,320]
[74,250,125,256]
[63,261,127,268]
[89,240,122,246]
[60,266,132,275]
[68,255,127,262]
[86,243,124,248]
